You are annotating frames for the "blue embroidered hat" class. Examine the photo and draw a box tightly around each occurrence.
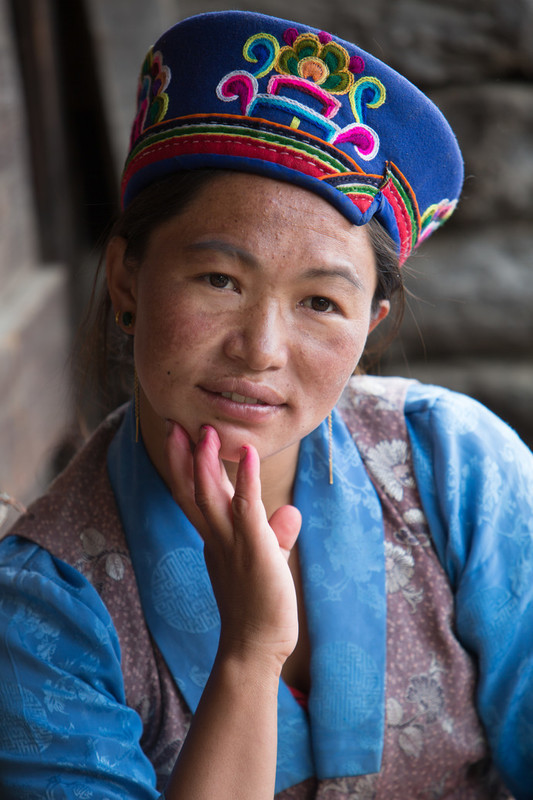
[122,10,464,264]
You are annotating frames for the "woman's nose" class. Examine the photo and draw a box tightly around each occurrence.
[223,303,288,371]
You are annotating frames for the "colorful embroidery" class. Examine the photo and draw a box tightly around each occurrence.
[130,48,171,147]
[123,21,461,262]
[349,77,386,125]
[216,27,385,164]
[419,198,458,243]
[276,30,363,94]
[243,33,280,78]
[122,114,367,200]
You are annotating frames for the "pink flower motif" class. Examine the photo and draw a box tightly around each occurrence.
[283,27,299,47]
[349,54,365,74]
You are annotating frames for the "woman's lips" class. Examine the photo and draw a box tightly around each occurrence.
[198,383,286,422]
[199,380,286,407]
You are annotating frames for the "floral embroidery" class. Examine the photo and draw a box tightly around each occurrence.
[364,439,416,502]
[385,541,413,591]
[217,27,385,163]
[276,30,364,94]
[406,671,445,724]
[385,541,423,611]
[387,655,449,759]
[419,198,457,244]
[402,508,430,537]
[130,47,171,146]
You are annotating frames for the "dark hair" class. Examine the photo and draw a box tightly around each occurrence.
[76,169,404,422]
[362,212,405,371]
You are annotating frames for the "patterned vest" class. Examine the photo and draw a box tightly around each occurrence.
[8,377,512,798]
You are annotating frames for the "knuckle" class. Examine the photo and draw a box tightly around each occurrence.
[231,492,252,519]
[194,489,211,515]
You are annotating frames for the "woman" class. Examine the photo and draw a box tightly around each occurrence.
[0,10,532,800]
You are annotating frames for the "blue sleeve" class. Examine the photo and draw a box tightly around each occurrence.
[405,382,533,800]
[0,535,161,799]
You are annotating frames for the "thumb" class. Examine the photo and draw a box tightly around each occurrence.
[269,505,302,559]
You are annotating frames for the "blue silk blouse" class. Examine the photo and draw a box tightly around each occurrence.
[0,382,532,799]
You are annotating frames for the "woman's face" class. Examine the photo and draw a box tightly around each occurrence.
[108,173,389,471]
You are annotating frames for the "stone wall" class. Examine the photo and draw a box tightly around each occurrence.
[0,0,70,530]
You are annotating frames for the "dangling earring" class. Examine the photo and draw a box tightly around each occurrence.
[328,411,333,485]
[134,368,140,443]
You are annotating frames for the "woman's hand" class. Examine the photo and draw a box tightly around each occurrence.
[163,423,302,800]
[164,422,302,671]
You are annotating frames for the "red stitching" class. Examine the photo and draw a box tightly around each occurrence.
[122,136,337,192]
[381,180,412,262]
[138,113,363,173]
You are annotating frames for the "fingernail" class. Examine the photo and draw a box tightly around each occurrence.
[240,445,248,463]
[199,425,209,442]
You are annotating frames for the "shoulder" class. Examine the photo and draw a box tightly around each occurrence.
[403,381,533,495]
[0,535,159,795]
[403,382,533,587]
[342,374,527,448]
[0,534,121,660]
[338,375,415,437]
[4,406,128,567]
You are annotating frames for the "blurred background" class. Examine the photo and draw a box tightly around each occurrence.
[1,0,532,525]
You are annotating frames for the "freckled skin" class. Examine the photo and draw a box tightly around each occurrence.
[107,173,389,496]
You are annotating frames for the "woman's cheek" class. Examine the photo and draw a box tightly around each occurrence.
[307,323,368,385]
[138,295,213,359]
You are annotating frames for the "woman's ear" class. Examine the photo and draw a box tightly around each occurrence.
[368,299,390,334]
[106,236,138,330]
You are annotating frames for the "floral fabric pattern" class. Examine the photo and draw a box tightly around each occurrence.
[365,439,416,502]
[335,377,514,800]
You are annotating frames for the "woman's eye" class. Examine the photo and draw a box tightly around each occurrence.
[303,296,337,313]
[206,273,235,290]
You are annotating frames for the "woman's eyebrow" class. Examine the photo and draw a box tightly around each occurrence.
[184,240,259,269]
[301,266,364,291]
[185,242,364,290]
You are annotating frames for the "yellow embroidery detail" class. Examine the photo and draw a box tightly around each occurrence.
[243,33,280,78]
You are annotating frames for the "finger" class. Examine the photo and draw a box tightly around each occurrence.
[231,444,269,539]
[164,421,208,535]
[269,506,302,559]
[193,426,236,538]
